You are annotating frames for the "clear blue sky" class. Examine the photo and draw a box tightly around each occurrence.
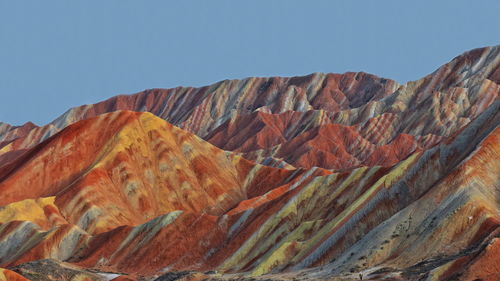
[1,1,499,125]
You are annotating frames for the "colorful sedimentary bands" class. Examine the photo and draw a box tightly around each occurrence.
[0,46,498,281]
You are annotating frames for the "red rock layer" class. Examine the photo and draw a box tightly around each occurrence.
[206,111,422,169]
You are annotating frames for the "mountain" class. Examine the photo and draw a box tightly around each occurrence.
[0,111,327,275]
[0,46,498,280]
[1,46,499,172]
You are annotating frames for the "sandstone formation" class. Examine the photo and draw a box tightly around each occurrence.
[0,46,498,280]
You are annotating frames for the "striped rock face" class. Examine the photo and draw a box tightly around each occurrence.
[0,46,498,280]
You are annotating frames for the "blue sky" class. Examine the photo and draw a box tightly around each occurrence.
[1,1,499,125]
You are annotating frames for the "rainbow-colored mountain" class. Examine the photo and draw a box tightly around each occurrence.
[0,46,499,281]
